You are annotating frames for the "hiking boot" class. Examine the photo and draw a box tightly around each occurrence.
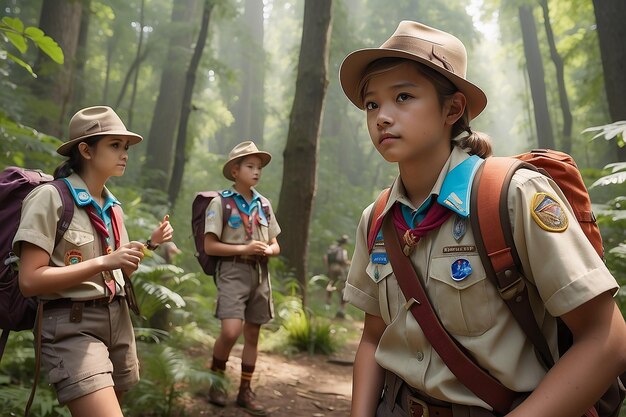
[237,387,268,416]
[208,384,228,407]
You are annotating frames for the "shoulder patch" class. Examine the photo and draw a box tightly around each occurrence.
[221,190,234,197]
[530,192,568,232]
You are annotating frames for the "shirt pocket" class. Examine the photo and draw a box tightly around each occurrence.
[366,261,395,324]
[428,255,494,336]
[60,229,95,264]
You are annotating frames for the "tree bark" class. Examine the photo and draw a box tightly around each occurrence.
[277,0,333,305]
[592,0,626,162]
[71,0,91,112]
[32,0,83,137]
[518,4,554,150]
[127,0,146,130]
[540,0,572,154]
[142,0,198,191]
[168,0,214,206]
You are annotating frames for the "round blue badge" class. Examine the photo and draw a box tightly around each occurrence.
[77,191,90,203]
[451,258,472,281]
[228,216,242,229]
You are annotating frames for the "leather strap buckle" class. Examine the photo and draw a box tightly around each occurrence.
[407,395,429,417]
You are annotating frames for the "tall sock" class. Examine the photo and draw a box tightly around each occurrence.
[211,356,227,374]
[240,363,255,391]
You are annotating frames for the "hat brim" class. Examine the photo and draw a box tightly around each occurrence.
[339,48,487,120]
[222,152,272,181]
[57,131,143,156]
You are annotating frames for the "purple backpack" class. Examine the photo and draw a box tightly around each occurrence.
[0,167,74,360]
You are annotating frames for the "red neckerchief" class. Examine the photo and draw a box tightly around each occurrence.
[85,205,121,299]
[391,201,452,255]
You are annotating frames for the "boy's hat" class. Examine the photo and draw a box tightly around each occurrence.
[339,21,487,120]
[337,235,349,244]
[57,105,143,156]
[222,141,272,181]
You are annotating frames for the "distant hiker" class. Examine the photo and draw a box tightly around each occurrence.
[203,141,281,415]
[324,234,351,318]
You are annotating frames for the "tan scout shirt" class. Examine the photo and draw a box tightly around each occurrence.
[204,189,280,244]
[344,146,618,409]
[12,174,130,300]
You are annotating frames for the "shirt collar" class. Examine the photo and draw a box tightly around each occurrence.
[62,173,120,225]
[382,146,483,219]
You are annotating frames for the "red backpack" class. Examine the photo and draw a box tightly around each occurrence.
[0,167,74,361]
[191,191,270,276]
[367,149,624,417]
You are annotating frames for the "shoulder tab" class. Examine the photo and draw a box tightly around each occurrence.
[221,189,234,197]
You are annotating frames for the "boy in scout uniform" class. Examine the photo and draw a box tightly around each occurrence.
[338,21,626,417]
[203,141,281,415]
[13,106,174,417]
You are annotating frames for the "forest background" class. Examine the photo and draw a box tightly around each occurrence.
[1,0,625,416]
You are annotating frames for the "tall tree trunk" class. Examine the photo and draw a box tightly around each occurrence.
[592,0,626,162]
[127,0,146,130]
[540,0,572,154]
[71,0,91,112]
[32,0,83,137]
[518,4,554,149]
[168,0,214,206]
[142,0,198,191]
[277,0,333,305]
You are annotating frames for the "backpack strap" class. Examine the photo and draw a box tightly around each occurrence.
[367,188,391,253]
[382,213,519,414]
[469,157,555,368]
[24,180,74,417]
[220,195,233,228]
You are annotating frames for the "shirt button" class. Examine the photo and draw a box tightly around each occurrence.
[416,352,424,361]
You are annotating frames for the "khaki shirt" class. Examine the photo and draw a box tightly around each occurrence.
[344,146,618,409]
[204,188,281,244]
[12,173,130,300]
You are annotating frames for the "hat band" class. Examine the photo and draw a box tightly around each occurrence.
[381,36,456,74]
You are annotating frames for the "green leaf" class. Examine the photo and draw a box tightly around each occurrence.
[23,26,44,41]
[4,31,28,54]
[6,52,36,77]
[1,16,24,32]
[32,33,64,64]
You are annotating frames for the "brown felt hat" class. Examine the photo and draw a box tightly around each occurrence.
[222,141,272,181]
[57,106,143,156]
[339,21,487,120]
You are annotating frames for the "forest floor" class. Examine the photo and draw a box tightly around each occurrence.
[184,316,362,417]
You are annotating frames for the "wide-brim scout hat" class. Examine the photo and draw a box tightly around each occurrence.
[339,20,487,120]
[57,105,143,156]
[222,141,272,181]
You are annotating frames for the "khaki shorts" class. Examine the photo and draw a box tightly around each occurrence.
[215,259,273,324]
[39,297,139,404]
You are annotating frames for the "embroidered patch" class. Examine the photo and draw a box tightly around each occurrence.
[228,215,242,229]
[77,191,91,203]
[64,249,83,265]
[531,192,568,232]
[452,216,466,241]
[443,245,476,254]
[206,210,216,220]
[451,258,472,281]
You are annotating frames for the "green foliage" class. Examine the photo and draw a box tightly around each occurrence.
[279,298,337,356]
[0,16,63,77]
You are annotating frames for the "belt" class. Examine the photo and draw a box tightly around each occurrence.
[221,255,266,266]
[406,394,453,417]
[43,296,124,310]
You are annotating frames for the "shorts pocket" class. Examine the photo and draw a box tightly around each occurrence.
[429,255,494,336]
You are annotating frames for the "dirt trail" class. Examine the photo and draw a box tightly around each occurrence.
[189,321,361,417]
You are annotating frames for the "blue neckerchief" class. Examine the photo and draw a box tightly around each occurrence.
[437,155,484,218]
[400,195,434,228]
[62,178,119,228]
[223,188,269,226]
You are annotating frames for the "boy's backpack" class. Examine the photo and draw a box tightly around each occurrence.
[367,149,625,416]
[0,167,74,361]
[191,191,271,276]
